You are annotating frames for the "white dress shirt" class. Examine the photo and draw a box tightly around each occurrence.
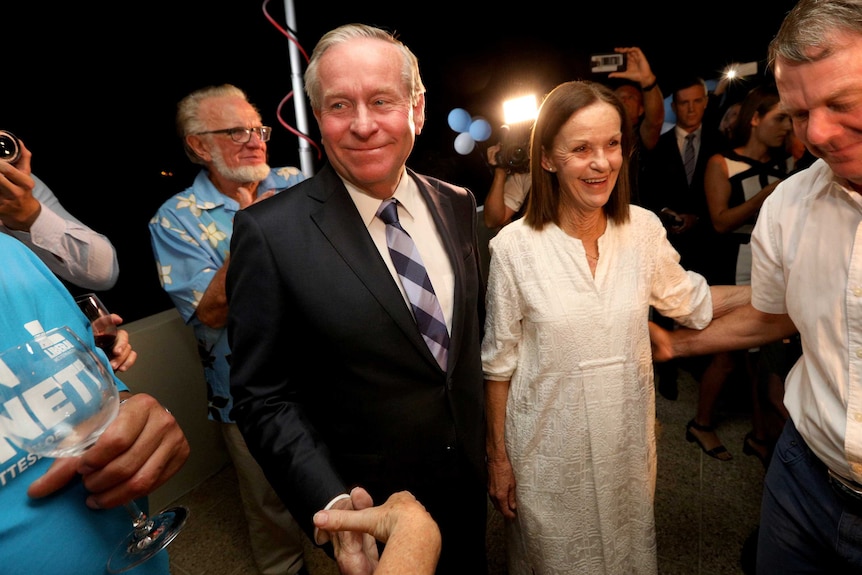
[752,158,862,482]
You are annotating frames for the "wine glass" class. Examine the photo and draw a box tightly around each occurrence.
[74,293,118,355]
[0,326,188,573]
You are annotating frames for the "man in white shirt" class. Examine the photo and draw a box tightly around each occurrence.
[651,1,862,570]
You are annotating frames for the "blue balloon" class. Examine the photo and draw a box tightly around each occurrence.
[469,118,492,142]
[454,132,476,155]
[447,108,472,133]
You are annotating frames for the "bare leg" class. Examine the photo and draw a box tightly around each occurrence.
[687,351,736,460]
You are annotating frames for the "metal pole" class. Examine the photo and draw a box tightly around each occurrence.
[283,0,315,177]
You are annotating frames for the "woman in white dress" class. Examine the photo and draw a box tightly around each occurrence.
[481,80,749,575]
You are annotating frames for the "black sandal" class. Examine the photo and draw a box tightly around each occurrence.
[686,419,733,461]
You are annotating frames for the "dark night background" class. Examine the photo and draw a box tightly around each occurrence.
[7,1,798,322]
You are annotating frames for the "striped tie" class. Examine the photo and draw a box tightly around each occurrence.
[377,198,450,371]
[684,132,697,185]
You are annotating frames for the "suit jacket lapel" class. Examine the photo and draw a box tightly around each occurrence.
[309,165,451,372]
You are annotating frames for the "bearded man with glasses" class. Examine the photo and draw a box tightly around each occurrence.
[148,84,309,575]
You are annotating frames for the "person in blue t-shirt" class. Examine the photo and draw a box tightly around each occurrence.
[0,233,189,574]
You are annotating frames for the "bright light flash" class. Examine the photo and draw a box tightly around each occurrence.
[503,95,538,125]
[723,61,757,80]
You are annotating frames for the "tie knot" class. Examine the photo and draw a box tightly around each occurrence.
[378,199,400,226]
[685,133,696,143]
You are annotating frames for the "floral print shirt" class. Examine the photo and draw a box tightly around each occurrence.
[148,166,305,421]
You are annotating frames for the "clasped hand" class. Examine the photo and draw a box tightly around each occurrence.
[314,487,442,575]
[316,487,382,575]
[26,393,190,511]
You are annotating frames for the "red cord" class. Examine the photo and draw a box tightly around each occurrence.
[261,0,322,160]
[277,92,321,158]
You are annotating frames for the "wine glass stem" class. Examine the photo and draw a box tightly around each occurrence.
[123,501,158,550]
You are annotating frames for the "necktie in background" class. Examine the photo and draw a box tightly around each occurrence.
[684,132,697,185]
[377,198,450,370]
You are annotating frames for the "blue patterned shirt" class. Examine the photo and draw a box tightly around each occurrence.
[148,167,305,422]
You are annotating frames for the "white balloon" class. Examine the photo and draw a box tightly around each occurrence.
[454,132,476,155]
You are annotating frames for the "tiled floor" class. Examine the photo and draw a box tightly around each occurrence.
[164,364,766,575]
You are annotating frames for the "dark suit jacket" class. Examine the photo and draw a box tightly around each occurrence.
[226,163,487,552]
[640,125,731,283]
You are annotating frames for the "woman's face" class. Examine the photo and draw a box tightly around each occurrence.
[753,105,793,149]
[720,103,741,135]
[541,101,623,213]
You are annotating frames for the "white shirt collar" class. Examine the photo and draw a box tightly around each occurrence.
[341,169,422,228]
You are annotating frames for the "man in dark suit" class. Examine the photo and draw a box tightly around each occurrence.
[641,75,728,281]
[640,76,730,400]
[226,24,488,575]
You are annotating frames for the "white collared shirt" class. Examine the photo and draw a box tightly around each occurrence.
[752,158,862,482]
[343,171,454,332]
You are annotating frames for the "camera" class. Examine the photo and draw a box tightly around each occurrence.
[0,130,21,163]
[590,53,626,74]
[495,124,531,174]
[496,142,530,174]
[659,209,684,229]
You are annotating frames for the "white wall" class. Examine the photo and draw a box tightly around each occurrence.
[119,308,229,511]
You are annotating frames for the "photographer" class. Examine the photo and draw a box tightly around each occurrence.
[0,132,119,290]
[484,46,662,226]
[483,139,531,229]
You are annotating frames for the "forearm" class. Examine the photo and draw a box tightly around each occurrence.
[709,284,751,319]
[712,194,769,234]
[196,259,229,328]
[483,169,514,228]
[484,379,510,460]
[673,304,796,357]
[639,81,665,150]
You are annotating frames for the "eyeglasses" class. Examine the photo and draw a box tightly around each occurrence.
[194,126,272,143]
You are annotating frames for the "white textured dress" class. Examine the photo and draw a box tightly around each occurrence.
[481,206,713,575]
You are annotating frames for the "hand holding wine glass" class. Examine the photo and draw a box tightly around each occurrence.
[0,326,189,573]
[75,293,118,353]
[74,293,136,372]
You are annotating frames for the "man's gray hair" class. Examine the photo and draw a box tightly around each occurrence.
[303,23,426,123]
[769,0,862,68]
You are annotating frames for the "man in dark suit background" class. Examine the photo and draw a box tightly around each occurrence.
[226,23,488,575]
[640,76,731,400]
[641,75,729,282]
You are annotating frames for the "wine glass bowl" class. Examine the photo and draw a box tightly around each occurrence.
[0,325,188,573]
[74,293,118,354]
[0,326,119,458]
